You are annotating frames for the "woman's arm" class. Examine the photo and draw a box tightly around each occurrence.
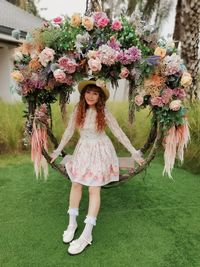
[105,108,144,164]
[51,106,77,160]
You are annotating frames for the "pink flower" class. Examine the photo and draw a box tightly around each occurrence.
[98,45,118,66]
[173,88,186,100]
[135,95,144,106]
[97,17,110,28]
[53,69,66,83]
[111,20,122,31]
[119,67,130,79]
[169,100,182,111]
[39,47,55,67]
[107,36,121,51]
[93,12,109,27]
[52,16,63,24]
[161,88,173,104]
[88,58,102,72]
[151,97,164,107]
[65,75,74,86]
[58,57,77,74]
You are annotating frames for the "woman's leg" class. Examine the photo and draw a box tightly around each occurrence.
[80,186,101,241]
[68,182,83,226]
[63,182,83,243]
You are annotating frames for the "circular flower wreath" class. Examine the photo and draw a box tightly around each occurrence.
[11,11,191,179]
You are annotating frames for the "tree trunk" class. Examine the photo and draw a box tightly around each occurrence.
[174,0,200,100]
[173,0,182,45]
[85,0,102,15]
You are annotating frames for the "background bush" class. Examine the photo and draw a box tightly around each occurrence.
[0,100,199,174]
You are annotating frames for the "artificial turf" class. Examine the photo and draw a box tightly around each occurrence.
[0,154,200,267]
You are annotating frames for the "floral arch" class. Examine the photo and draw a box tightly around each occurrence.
[11,12,191,186]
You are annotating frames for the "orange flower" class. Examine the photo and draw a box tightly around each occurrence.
[144,74,165,87]
[21,42,34,55]
[180,72,192,87]
[70,13,82,27]
[154,47,166,58]
[29,59,42,70]
[11,70,24,82]
[82,16,94,31]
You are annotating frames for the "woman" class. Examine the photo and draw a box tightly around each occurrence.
[50,79,144,255]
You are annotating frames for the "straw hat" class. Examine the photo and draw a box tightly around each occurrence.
[78,79,110,100]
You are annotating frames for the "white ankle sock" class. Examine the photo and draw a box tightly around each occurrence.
[67,207,79,227]
[81,215,96,240]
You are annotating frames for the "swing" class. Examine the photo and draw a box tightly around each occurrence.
[11,9,190,186]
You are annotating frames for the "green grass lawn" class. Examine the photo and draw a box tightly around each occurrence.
[0,154,200,267]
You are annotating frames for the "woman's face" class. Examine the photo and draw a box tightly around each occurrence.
[84,88,100,107]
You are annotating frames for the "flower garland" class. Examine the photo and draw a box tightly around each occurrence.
[11,11,192,178]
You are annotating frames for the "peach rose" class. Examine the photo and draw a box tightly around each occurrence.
[39,47,55,67]
[119,67,130,79]
[169,100,182,111]
[82,16,94,31]
[87,50,100,59]
[180,72,192,87]
[70,13,82,27]
[88,58,102,72]
[154,47,167,58]
[134,95,144,106]
[11,70,24,82]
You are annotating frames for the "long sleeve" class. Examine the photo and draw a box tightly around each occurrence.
[105,107,143,162]
[53,106,77,156]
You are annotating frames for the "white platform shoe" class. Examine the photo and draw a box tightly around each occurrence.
[63,225,77,243]
[68,236,92,255]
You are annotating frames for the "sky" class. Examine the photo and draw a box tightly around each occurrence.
[37,0,87,20]
[36,0,176,38]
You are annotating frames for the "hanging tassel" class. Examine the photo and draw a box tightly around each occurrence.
[162,119,190,178]
[176,120,190,162]
[31,121,48,179]
[162,126,177,179]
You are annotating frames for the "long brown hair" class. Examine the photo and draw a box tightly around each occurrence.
[75,84,106,132]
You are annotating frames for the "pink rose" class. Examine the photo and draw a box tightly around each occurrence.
[88,58,102,72]
[97,17,110,28]
[169,100,182,111]
[39,47,55,67]
[151,97,164,107]
[52,17,63,24]
[58,57,77,74]
[119,67,130,79]
[111,20,122,31]
[53,69,66,83]
[173,88,186,100]
[161,88,173,104]
[134,95,144,106]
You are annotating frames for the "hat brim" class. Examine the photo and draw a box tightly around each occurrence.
[78,80,110,100]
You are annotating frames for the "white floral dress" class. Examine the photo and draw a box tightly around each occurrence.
[53,107,142,186]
